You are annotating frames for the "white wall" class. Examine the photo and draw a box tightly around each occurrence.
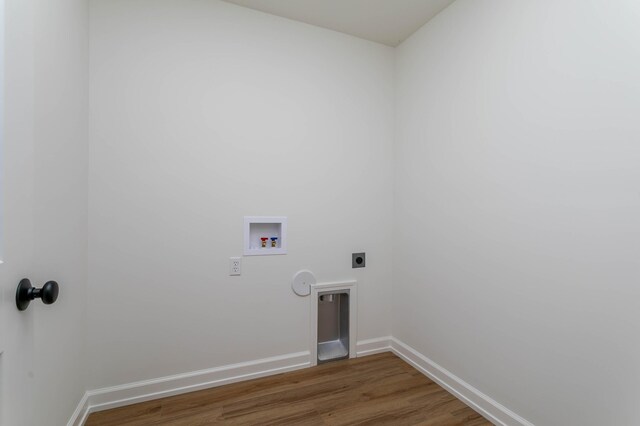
[394,1,640,425]
[0,0,89,425]
[88,0,394,389]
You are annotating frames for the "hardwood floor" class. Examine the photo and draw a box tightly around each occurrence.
[85,352,491,425]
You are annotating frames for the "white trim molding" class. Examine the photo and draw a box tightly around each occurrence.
[67,350,311,426]
[356,336,392,357]
[67,392,90,426]
[390,338,534,426]
[68,337,532,426]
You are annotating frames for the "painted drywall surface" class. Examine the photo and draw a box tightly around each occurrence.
[88,0,394,389]
[394,1,640,425]
[0,0,89,425]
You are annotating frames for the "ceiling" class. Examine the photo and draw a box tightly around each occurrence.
[222,0,456,47]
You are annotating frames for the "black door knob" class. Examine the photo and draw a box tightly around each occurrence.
[16,279,59,311]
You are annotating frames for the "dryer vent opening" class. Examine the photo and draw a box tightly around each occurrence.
[317,290,349,363]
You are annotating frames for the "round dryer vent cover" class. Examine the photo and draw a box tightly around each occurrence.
[291,270,316,296]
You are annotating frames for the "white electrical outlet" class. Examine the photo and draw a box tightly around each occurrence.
[229,257,242,276]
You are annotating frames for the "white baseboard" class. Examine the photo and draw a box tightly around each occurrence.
[68,336,531,426]
[67,392,89,426]
[68,337,391,426]
[356,336,392,357]
[390,338,534,426]
[68,350,311,426]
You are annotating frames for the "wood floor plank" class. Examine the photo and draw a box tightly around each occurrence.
[86,353,493,426]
